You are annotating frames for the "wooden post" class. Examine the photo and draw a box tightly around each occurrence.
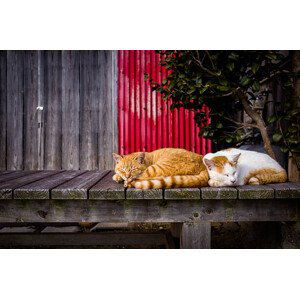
[180,222,211,249]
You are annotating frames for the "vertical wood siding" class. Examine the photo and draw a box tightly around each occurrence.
[0,50,118,170]
[118,50,212,155]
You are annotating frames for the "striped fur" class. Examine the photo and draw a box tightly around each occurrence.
[132,171,209,189]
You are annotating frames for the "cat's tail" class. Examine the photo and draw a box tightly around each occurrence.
[131,170,209,189]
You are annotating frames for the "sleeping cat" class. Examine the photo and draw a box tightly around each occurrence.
[112,148,209,189]
[203,148,287,187]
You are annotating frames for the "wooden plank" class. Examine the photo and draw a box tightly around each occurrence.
[0,232,168,248]
[37,51,45,170]
[237,185,274,199]
[24,51,39,170]
[111,50,119,166]
[180,222,211,249]
[6,51,24,170]
[0,198,297,223]
[0,51,7,170]
[51,170,108,199]
[89,171,125,200]
[126,187,164,200]
[14,171,84,199]
[62,51,80,170]
[267,183,300,199]
[0,171,38,183]
[79,51,99,170]
[201,187,237,200]
[44,51,62,169]
[164,188,200,200]
[0,171,61,199]
[286,183,300,198]
[98,51,118,169]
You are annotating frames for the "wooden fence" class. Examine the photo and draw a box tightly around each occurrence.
[0,50,118,170]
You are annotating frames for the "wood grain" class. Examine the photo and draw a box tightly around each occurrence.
[180,222,211,249]
[79,51,99,170]
[62,51,80,170]
[6,51,24,170]
[51,170,108,199]
[0,51,7,170]
[0,171,61,199]
[24,51,39,170]
[0,197,297,223]
[89,171,125,200]
[14,171,83,199]
[44,51,62,170]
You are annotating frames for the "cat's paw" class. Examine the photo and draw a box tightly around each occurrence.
[248,177,260,185]
[208,179,223,187]
[112,174,123,183]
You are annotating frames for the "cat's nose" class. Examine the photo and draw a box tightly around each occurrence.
[231,179,236,183]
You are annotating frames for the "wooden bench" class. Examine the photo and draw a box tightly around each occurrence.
[0,170,299,248]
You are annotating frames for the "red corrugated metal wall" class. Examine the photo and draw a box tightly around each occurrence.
[118,50,211,155]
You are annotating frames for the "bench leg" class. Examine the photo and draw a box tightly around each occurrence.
[180,221,211,249]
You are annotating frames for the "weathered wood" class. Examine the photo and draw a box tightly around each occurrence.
[37,51,45,170]
[0,171,61,199]
[126,187,163,200]
[51,170,108,199]
[0,50,118,171]
[79,51,99,170]
[89,171,125,200]
[0,226,37,233]
[267,183,300,199]
[201,187,238,199]
[14,171,84,199]
[111,50,119,165]
[6,51,24,170]
[0,171,38,183]
[164,188,200,200]
[0,198,297,223]
[180,222,211,249]
[44,51,62,170]
[0,51,7,170]
[237,185,274,199]
[24,51,39,170]
[98,51,118,169]
[62,51,80,170]
[0,231,169,248]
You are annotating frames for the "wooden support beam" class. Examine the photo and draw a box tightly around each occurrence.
[180,222,211,249]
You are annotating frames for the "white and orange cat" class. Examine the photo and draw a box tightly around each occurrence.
[203,148,287,187]
[112,148,209,189]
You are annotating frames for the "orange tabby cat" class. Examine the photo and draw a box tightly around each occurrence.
[112,148,209,189]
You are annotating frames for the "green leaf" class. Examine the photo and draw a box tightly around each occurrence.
[267,115,277,124]
[162,79,168,85]
[280,146,289,153]
[273,133,283,142]
[216,123,223,129]
[144,73,149,82]
[252,81,260,92]
[240,76,251,86]
[226,62,235,71]
[251,63,259,74]
[225,137,232,143]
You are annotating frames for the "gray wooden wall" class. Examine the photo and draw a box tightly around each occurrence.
[0,51,118,170]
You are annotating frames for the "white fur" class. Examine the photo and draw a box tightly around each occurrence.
[203,149,285,187]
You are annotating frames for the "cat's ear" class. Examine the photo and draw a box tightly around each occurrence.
[204,158,215,170]
[112,153,123,163]
[136,152,145,164]
[231,153,241,165]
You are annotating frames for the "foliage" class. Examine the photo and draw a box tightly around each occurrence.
[146,50,299,164]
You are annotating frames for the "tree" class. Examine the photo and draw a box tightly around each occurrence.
[146,50,299,164]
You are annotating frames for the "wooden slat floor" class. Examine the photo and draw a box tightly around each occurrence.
[0,170,299,200]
